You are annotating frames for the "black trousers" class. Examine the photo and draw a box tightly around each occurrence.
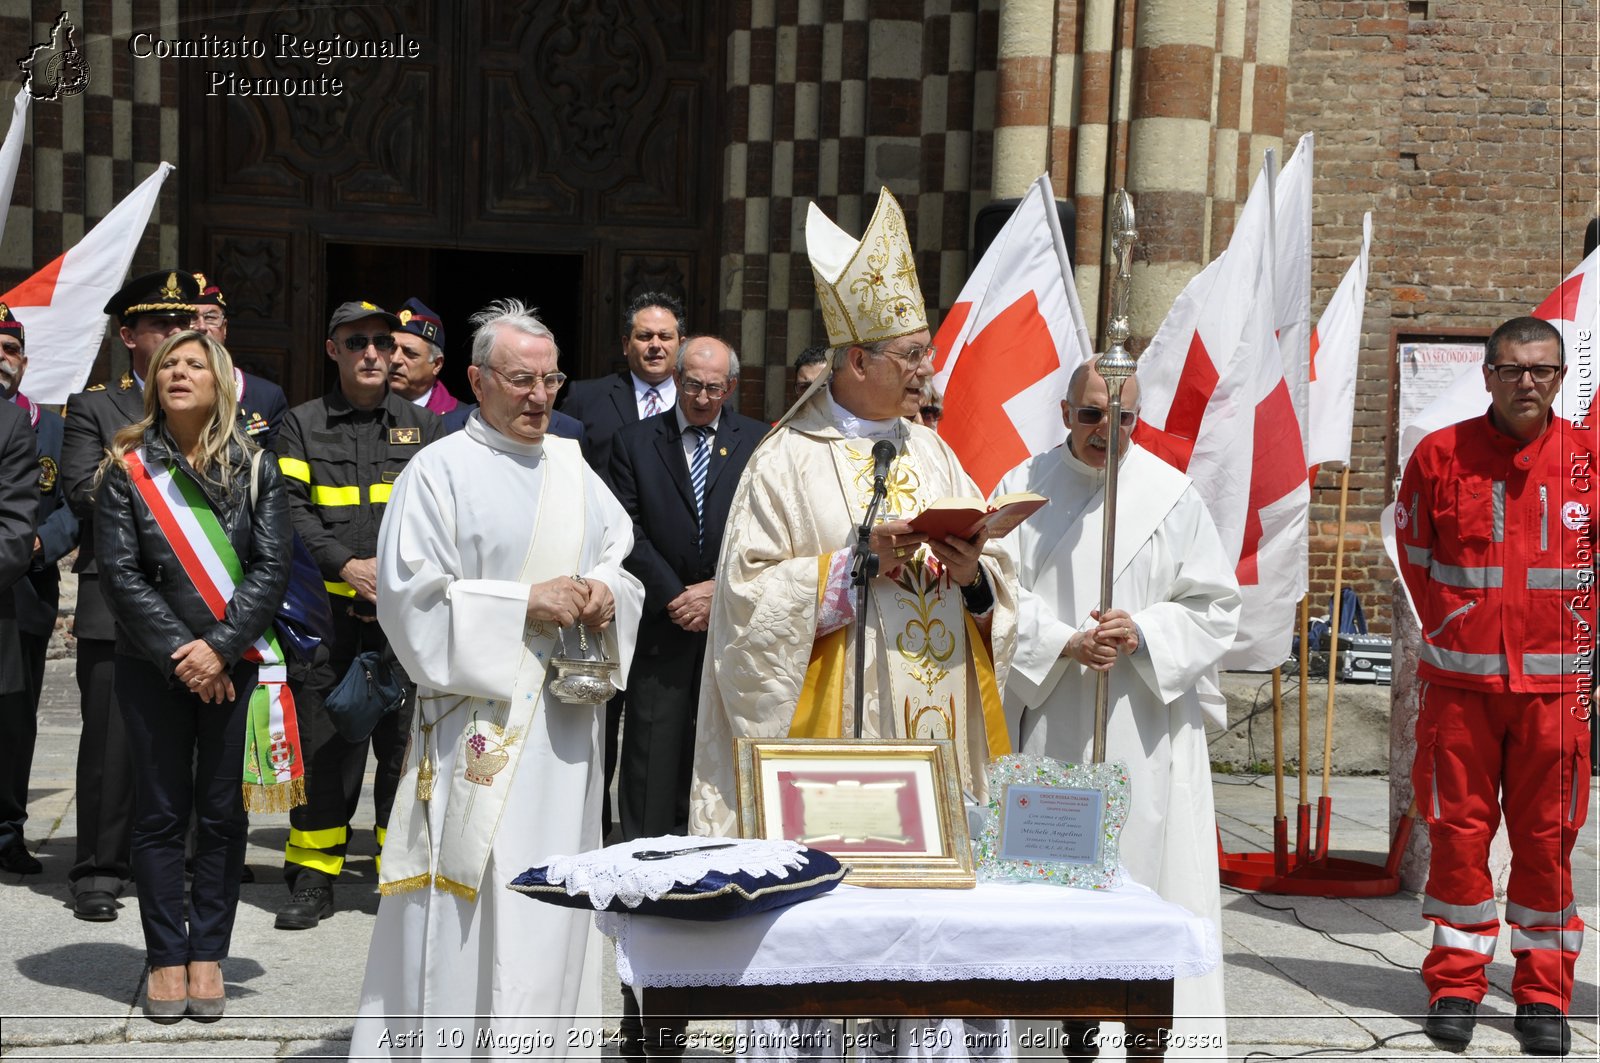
[70,638,135,896]
[0,686,33,851]
[116,654,254,967]
[618,640,705,841]
[283,610,410,891]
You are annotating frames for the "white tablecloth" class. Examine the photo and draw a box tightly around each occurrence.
[600,880,1218,989]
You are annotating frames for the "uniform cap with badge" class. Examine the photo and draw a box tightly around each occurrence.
[103,270,200,323]
[0,301,26,350]
[193,272,226,311]
[328,300,402,336]
[397,297,445,349]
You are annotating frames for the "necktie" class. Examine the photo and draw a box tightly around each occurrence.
[643,386,661,418]
[689,426,712,550]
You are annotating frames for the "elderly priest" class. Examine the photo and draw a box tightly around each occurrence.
[350,299,643,1057]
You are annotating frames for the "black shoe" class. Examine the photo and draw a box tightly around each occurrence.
[1422,997,1477,1050]
[1515,1003,1571,1056]
[73,890,118,922]
[0,841,42,875]
[274,884,334,930]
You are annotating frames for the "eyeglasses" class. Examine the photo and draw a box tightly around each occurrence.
[341,334,396,353]
[877,343,937,369]
[919,405,942,422]
[1487,363,1562,384]
[680,378,729,399]
[490,366,567,394]
[1072,406,1138,428]
[194,311,225,327]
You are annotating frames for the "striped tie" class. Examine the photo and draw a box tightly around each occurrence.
[689,426,712,550]
[642,386,662,418]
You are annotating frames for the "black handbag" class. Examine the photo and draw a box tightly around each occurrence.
[249,451,334,660]
[324,650,407,742]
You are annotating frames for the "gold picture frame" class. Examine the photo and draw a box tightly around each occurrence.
[735,737,975,888]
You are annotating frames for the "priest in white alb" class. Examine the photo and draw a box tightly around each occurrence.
[994,359,1239,1059]
[689,188,1019,839]
[350,299,643,1059]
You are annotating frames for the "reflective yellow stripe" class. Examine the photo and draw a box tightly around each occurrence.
[285,845,344,876]
[288,826,348,849]
[369,483,393,504]
[374,825,387,848]
[278,456,311,483]
[310,484,361,506]
[325,580,357,598]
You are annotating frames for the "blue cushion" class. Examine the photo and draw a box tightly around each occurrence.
[509,847,847,921]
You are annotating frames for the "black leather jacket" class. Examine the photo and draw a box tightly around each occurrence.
[95,426,291,679]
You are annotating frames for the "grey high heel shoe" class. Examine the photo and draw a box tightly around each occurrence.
[143,967,187,1024]
[186,961,225,1022]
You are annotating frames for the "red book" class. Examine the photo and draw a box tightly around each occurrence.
[905,491,1048,540]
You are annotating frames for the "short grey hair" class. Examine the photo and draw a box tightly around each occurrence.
[401,334,443,365]
[468,298,560,369]
[675,334,740,380]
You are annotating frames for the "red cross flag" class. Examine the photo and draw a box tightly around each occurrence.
[0,92,29,248]
[1134,155,1311,671]
[3,161,173,404]
[1305,213,1372,469]
[932,174,1094,496]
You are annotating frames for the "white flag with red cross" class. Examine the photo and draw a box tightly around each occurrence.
[0,91,29,249]
[932,173,1094,496]
[1133,158,1311,671]
[3,161,173,404]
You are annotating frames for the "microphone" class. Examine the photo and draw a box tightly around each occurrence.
[871,439,898,491]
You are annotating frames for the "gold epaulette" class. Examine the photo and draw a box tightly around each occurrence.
[84,383,106,392]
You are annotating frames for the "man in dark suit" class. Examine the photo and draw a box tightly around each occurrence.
[560,291,686,835]
[560,291,685,478]
[606,334,763,1060]
[608,335,765,837]
[60,269,200,919]
[191,273,289,450]
[0,386,41,875]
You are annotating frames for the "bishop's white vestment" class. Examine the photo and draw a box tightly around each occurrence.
[688,387,1019,838]
[349,415,643,1060]
[994,442,1240,1060]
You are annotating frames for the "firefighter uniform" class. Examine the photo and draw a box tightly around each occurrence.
[1398,410,1593,1013]
[276,388,441,893]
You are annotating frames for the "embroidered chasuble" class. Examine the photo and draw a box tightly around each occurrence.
[689,387,1018,838]
[350,416,643,1059]
[995,441,1241,1060]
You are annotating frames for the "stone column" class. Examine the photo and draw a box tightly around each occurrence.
[992,0,1054,198]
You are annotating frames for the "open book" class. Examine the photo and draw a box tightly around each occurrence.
[905,491,1047,540]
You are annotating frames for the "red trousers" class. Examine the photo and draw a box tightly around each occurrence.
[1412,684,1590,1009]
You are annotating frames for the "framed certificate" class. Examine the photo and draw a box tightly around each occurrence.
[735,738,975,888]
[975,754,1131,890]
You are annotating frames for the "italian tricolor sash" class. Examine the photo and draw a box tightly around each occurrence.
[124,449,307,813]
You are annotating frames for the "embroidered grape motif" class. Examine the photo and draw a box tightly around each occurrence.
[468,733,488,755]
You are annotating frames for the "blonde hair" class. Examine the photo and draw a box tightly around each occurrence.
[100,330,254,490]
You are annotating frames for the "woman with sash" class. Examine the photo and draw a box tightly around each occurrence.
[94,330,293,1022]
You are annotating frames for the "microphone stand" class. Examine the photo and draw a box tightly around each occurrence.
[850,476,887,740]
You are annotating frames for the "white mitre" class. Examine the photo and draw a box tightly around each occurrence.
[806,187,928,349]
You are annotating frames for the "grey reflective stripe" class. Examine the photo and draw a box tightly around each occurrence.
[1406,544,1433,568]
[1524,652,1591,675]
[1493,480,1506,542]
[1433,924,1498,955]
[1509,927,1584,953]
[1529,567,1586,590]
[1421,642,1509,676]
[1506,900,1578,927]
[1424,895,1499,926]
[1426,601,1476,640]
[1431,562,1503,588]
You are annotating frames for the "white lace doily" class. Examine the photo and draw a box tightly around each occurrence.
[539,835,814,910]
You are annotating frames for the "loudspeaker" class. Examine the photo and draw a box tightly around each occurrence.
[974,198,1077,266]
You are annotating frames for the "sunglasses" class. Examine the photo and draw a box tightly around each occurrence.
[341,334,396,353]
[1072,406,1137,428]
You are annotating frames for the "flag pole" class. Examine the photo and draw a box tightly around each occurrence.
[1316,462,1353,858]
[1092,189,1138,763]
[1296,592,1311,862]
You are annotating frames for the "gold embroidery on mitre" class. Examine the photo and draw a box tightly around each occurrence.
[159,273,182,300]
[808,188,928,348]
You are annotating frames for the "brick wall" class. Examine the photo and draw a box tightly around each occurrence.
[1287,0,1598,633]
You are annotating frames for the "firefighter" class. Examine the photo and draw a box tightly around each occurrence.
[1398,315,1592,1056]
[273,301,442,930]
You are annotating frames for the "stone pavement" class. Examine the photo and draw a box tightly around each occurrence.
[1,659,1595,1060]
